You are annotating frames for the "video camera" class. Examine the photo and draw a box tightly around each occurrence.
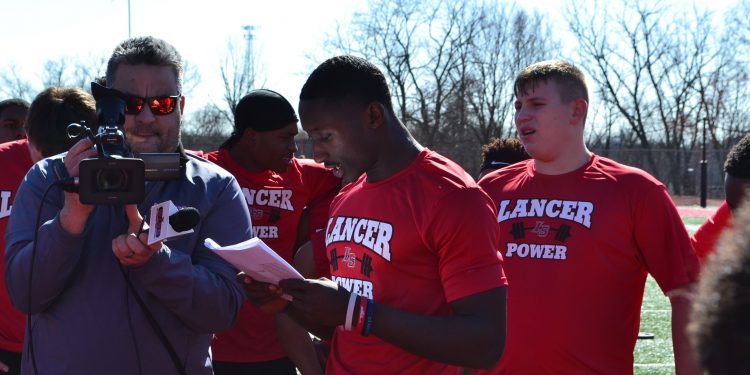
[66,82,181,205]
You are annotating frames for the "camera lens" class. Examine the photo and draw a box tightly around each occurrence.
[95,168,129,192]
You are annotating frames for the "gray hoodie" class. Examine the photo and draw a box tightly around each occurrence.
[4,153,251,374]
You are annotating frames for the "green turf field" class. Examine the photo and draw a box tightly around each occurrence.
[634,276,676,374]
[682,217,708,227]
[633,214,707,374]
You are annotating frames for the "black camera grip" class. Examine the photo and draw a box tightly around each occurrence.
[52,159,78,193]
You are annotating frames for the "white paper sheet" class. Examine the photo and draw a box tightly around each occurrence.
[204,237,304,285]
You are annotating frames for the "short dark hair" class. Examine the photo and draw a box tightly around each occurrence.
[480,137,530,171]
[689,200,750,374]
[0,98,30,117]
[724,134,750,178]
[514,60,589,105]
[299,55,394,113]
[25,87,97,157]
[105,36,183,93]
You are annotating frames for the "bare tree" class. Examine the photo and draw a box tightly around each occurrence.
[329,0,422,129]
[710,0,750,145]
[565,0,739,194]
[181,103,232,152]
[329,0,472,163]
[219,26,262,122]
[327,0,559,172]
[585,99,620,156]
[41,58,72,88]
[730,0,750,51]
[181,60,201,97]
[1,53,109,101]
[0,64,35,101]
[186,26,264,152]
[466,4,559,145]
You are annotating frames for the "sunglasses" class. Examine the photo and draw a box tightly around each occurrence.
[124,94,181,116]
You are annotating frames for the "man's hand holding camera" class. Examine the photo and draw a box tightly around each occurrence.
[59,137,98,235]
[112,204,162,267]
[61,137,161,267]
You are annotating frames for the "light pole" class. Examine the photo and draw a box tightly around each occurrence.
[700,116,707,208]
[128,0,132,38]
[242,25,255,78]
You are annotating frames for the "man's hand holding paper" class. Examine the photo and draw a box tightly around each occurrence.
[236,273,290,314]
[206,237,304,314]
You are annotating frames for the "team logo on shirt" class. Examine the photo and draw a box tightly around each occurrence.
[241,188,294,211]
[326,216,391,297]
[530,221,550,237]
[250,207,264,220]
[325,216,393,262]
[342,247,357,268]
[252,226,279,239]
[268,208,281,223]
[329,247,374,277]
[331,275,373,299]
[510,221,571,242]
[497,198,595,261]
[496,199,593,228]
[242,188,294,240]
[0,190,12,220]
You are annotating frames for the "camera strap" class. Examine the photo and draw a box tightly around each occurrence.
[176,143,189,174]
[119,266,188,375]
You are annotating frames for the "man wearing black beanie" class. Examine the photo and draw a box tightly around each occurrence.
[220,89,300,150]
[206,89,340,375]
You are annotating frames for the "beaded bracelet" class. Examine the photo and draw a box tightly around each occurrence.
[356,296,367,329]
[361,298,375,336]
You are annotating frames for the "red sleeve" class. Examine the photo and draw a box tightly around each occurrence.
[307,189,338,279]
[299,163,340,278]
[690,201,733,264]
[307,187,338,233]
[203,150,219,163]
[426,187,507,303]
[311,229,331,279]
[300,161,341,202]
[633,183,700,293]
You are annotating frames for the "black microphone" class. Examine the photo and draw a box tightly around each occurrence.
[169,207,201,232]
[136,206,201,238]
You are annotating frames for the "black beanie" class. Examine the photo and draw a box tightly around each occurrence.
[221,89,299,149]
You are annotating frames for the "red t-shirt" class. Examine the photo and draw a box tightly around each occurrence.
[325,150,507,375]
[478,155,699,374]
[308,188,338,278]
[0,140,33,353]
[690,200,733,264]
[205,149,340,362]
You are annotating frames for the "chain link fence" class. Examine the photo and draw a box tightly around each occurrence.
[591,147,729,199]
[285,136,730,200]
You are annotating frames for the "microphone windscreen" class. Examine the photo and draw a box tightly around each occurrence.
[169,207,201,232]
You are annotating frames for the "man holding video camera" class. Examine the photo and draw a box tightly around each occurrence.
[0,87,97,375]
[4,36,252,375]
